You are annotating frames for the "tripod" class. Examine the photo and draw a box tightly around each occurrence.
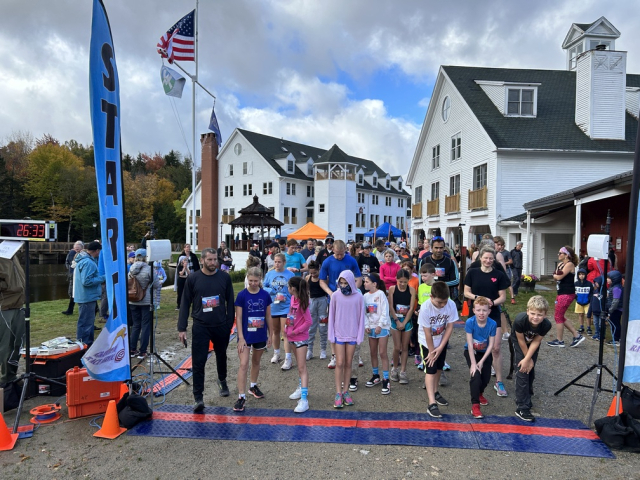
[12,241,67,433]
[554,211,617,426]
[131,264,189,411]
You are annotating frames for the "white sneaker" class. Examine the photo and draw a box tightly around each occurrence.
[358,356,364,367]
[281,356,293,370]
[491,366,496,376]
[270,352,281,364]
[306,350,313,361]
[294,399,309,413]
[443,362,451,371]
[502,332,511,341]
[289,385,302,400]
[319,350,327,359]
[328,355,336,369]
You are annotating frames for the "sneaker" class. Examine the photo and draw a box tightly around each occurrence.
[587,327,593,335]
[61,310,73,316]
[333,393,344,409]
[328,355,336,369]
[417,362,424,371]
[494,381,508,397]
[358,356,364,367]
[270,352,281,364]
[479,394,489,406]
[289,385,302,400]
[439,372,449,387]
[414,355,421,366]
[515,408,535,422]
[342,391,354,406]
[137,352,147,360]
[319,350,327,359]
[510,298,516,305]
[193,399,205,413]
[381,379,390,395]
[130,350,138,358]
[390,368,399,382]
[443,362,451,371]
[349,378,358,392]
[491,366,496,376]
[607,340,620,346]
[366,374,381,387]
[578,325,585,333]
[570,335,585,348]
[502,332,511,341]
[547,339,565,347]
[306,350,313,361]
[591,335,600,341]
[175,307,180,311]
[408,346,416,357]
[233,397,246,412]
[281,356,293,370]
[217,379,230,397]
[427,403,442,418]
[434,391,449,406]
[294,399,309,413]
[398,371,409,384]
[471,404,484,419]
[249,385,264,399]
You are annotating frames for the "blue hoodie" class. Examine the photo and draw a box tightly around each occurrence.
[73,251,105,303]
[589,276,603,315]
[606,270,623,313]
[574,268,593,306]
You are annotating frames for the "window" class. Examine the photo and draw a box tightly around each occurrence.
[432,145,440,170]
[414,186,422,203]
[385,197,391,207]
[307,185,314,197]
[307,162,313,176]
[386,178,390,189]
[284,207,290,223]
[473,164,487,190]
[372,194,379,205]
[358,192,365,203]
[234,143,242,156]
[442,96,451,122]
[507,88,535,116]
[358,173,364,184]
[569,43,584,70]
[286,182,296,195]
[319,204,325,213]
[229,164,234,176]
[230,208,235,216]
[431,182,439,201]
[589,40,610,51]
[348,224,353,233]
[287,159,294,173]
[397,198,404,208]
[243,162,248,175]
[370,214,375,227]
[286,183,291,195]
[223,208,228,216]
[398,180,402,190]
[292,208,297,223]
[225,186,234,197]
[372,176,378,188]
[451,133,461,161]
[243,184,252,196]
[263,182,272,195]
[449,174,460,196]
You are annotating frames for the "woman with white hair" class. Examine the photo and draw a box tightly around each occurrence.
[62,240,84,316]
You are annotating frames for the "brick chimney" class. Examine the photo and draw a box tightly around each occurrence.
[198,132,219,250]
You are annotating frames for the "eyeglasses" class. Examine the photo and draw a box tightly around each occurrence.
[558,252,564,255]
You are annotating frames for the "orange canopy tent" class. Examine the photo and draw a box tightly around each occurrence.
[286,222,329,241]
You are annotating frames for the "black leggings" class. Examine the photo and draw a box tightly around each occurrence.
[176,276,187,308]
[191,322,231,399]
[464,349,493,405]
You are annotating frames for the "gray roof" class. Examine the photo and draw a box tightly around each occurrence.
[237,129,410,196]
[442,66,639,152]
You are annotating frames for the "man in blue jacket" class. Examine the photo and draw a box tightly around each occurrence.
[74,241,105,346]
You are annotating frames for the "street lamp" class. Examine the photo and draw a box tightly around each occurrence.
[219,221,224,247]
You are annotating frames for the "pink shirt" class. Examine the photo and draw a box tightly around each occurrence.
[380,262,401,290]
[285,296,312,342]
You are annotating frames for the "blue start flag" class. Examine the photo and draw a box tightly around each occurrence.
[208,104,222,148]
[83,0,130,381]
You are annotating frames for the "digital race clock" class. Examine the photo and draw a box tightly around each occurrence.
[0,220,57,242]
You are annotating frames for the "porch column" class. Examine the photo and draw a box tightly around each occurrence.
[574,200,582,258]
[526,210,532,274]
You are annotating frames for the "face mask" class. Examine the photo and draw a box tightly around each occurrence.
[340,284,352,296]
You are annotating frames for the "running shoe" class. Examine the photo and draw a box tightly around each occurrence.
[515,408,535,422]
[438,372,449,387]
[359,356,364,367]
[294,399,309,413]
[398,371,409,384]
[289,385,302,400]
[471,404,484,419]
[414,355,421,366]
[130,350,138,358]
[333,393,343,408]
[427,403,442,418]
[349,378,358,392]
[547,339,565,347]
[479,394,489,406]
[443,362,451,371]
[233,397,246,412]
[434,391,449,406]
[342,391,355,406]
[390,368,399,382]
[607,340,620,346]
[281,356,293,370]
[249,385,264,399]
[270,352,281,364]
[381,379,390,395]
[491,366,496,376]
[577,325,585,333]
[366,374,381,387]
[569,335,585,348]
[591,335,600,341]
[193,399,205,413]
[319,349,327,359]
[328,355,336,369]
[217,379,230,397]
[587,327,593,335]
[494,382,508,397]
[306,350,313,361]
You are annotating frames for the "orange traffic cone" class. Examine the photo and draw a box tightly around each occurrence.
[119,382,129,400]
[93,400,126,439]
[461,300,470,317]
[0,411,19,451]
[607,396,623,417]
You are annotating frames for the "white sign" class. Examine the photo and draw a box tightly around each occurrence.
[0,240,23,259]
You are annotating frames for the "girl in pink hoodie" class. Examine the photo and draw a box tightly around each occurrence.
[285,276,313,413]
[328,270,365,408]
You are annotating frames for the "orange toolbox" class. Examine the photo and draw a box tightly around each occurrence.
[66,367,122,419]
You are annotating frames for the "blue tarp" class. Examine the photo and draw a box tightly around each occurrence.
[364,222,402,238]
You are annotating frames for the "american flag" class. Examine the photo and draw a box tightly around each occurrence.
[157,10,195,63]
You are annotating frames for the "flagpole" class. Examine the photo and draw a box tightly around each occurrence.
[191,0,199,250]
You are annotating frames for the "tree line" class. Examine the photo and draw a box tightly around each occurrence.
[0,131,198,243]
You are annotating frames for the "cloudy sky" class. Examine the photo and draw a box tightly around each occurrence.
[2,0,638,175]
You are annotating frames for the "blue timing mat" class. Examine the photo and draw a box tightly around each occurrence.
[128,405,614,458]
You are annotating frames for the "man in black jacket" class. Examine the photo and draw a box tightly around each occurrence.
[178,249,235,412]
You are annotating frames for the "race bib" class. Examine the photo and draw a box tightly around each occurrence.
[319,315,328,324]
[366,303,378,314]
[396,304,409,316]
[435,267,445,278]
[362,264,370,275]
[274,292,286,303]
[431,324,445,336]
[247,316,264,332]
[286,313,295,327]
[202,295,219,312]
[472,338,488,351]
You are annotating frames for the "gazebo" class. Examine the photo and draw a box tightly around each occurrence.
[229,195,284,251]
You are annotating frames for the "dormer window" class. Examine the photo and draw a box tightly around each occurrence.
[306,159,313,176]
[372,177,378,188]
[398,180,402,191]
[358,173,364,185]
[386,178,390,189]
[507,87,536,116]
[287,159,294,173]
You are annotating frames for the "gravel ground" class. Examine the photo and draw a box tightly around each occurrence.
[3,319,640,479]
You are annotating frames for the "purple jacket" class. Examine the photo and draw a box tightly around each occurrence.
[328,270,365,344]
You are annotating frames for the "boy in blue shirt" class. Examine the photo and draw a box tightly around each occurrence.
[284,239,307,277]
[464,296,497,419]
[574,268,594,335]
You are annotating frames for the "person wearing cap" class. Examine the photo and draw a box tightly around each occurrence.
[316,236,335,266]
[250,243,262,258]
[357,242,380,287]
[265,241,280,271]
[128,249,162,359]
[73,241,105,346]
[62,240,84,316]
[127,251,136,273]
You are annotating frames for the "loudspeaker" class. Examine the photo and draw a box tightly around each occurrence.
[146,239,172,262]
[587,234,609,259]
